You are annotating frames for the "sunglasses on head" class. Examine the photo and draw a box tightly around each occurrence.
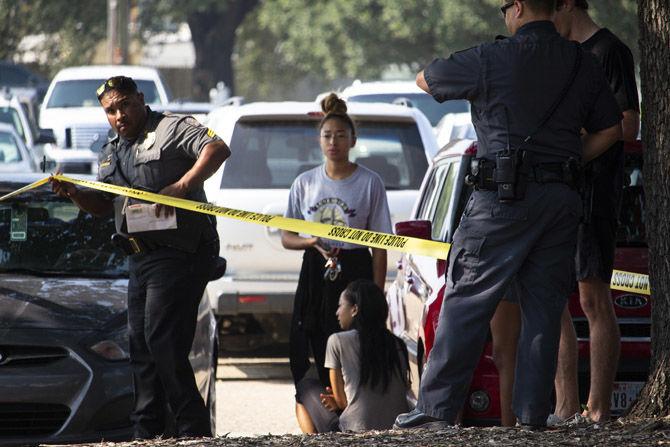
[500,0,516,17]
[96,76,137,100]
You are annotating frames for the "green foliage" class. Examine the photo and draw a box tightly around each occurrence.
[138,0,227,24]
[588,0,639,63]
[235,0,506,100]
[234,0,639,101]
[0,0,106,77]
[136,0,196,34]
[1,0,639,98]
[0,1,25,60]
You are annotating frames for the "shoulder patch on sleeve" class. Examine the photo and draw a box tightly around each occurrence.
[183,116,203,127]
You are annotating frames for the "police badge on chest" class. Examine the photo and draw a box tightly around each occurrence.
[136,131,156,155]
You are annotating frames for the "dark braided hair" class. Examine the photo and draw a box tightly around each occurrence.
[342,279,410,392]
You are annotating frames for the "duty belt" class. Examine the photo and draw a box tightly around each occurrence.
[468,158,582,192]
[111,233,159,255]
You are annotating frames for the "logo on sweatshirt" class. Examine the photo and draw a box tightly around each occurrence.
[308,197,356,227]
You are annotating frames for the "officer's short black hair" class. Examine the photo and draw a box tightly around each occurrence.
[525,0,558,15]
[96,76,138,101]
[556,0,589,9]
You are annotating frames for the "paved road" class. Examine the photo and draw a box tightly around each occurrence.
[215,355,302,437]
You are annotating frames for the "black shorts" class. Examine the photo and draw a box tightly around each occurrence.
[575,142,623,284]
[575,217,617,283]
[585,142,625,221]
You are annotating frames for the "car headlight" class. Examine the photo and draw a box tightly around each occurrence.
[88,327,129,361]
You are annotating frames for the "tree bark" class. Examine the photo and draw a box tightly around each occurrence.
[187,0,259,100]
[628,0,670,418]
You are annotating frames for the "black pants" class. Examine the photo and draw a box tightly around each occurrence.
[290,247,372,390]
[127,240,217,439]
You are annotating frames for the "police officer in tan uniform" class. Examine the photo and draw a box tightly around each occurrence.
[52,76,230,439]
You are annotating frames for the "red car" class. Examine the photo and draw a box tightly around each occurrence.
[386,139,648,425]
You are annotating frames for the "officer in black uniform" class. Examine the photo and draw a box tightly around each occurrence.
[51,76,230,438]
[394,0,622,429]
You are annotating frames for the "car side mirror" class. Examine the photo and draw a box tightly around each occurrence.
[392,97,414,108]
[36,128,56,145]
[39,156,57,173]
[395,220,432,240]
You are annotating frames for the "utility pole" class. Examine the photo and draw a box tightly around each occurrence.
[108,0,130,64]
[107,0,118,64]
[118,0,130,64]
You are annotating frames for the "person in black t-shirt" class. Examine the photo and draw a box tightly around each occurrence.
[551,0,640,424]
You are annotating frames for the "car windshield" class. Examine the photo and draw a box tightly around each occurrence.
[0,131,22,163]
[617,152,646,246]
[0,187,128,277]
[0,106,26,142]
[347,94,470,126]
[46,79,162,108]
[221,119,429,190]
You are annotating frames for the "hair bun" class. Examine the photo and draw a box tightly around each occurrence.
[320,92,348,115]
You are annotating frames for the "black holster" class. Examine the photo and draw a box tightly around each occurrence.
[111,233,153,255]
[494,149,532,202]
[210,256,227,281]
[466,150,532,202]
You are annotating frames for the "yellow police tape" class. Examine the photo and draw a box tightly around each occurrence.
[0,175,650,296]
[0,175,451,259]
[610,269,650,296]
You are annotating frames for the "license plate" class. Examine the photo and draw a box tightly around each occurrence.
[611,381,644,413]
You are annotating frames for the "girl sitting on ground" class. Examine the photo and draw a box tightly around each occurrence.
[296,279,410,432]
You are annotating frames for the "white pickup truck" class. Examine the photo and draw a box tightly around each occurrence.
[39,65,171,173]
[204,100,439,349]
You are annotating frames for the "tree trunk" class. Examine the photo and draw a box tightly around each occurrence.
[628,0,670,418]
[187,0,259,100]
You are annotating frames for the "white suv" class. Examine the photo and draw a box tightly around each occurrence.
[39,65,171,173]
[204,101,439,349]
